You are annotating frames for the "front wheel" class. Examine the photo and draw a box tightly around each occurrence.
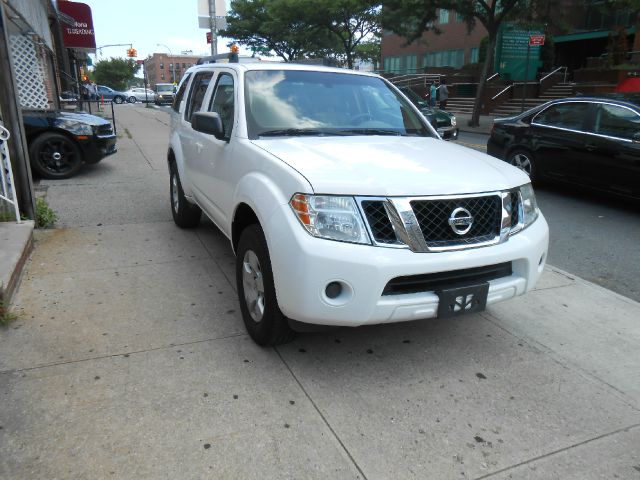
[507,148,537,182]
[236,224,296,346]
[113,96,124,104]
[169,161,201,228]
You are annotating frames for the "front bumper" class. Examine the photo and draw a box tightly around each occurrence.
[80,134,117,164]
[268,203,549,327]
[438,126,459,141]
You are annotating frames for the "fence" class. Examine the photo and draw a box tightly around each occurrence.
[0,124,21,223]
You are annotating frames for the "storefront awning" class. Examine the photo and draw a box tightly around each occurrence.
[555,27,636,44]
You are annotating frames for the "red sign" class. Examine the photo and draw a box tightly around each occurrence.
[529,35,545,46]
[136,60,145,65]
[206,32,212,44]
[58,1,96,50]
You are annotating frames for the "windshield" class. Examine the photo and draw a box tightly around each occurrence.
[244,70,432,138]
[156,84,174,93]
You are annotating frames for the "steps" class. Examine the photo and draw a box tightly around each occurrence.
[444,97,475,115]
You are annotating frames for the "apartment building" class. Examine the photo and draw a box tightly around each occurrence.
[144,53,201,88]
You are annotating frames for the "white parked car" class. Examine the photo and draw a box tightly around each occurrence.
[125,87,156,103]
[168,61,549,346]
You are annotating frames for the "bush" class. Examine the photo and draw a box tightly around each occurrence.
[36,197,57,228]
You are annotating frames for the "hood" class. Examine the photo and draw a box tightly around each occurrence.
[22,110,111,127]
[251,136,530,196]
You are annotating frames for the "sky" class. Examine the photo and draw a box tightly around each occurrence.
[79,0,242,66]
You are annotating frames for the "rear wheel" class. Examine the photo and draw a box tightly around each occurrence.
[128,96,137,103]
[507,148,537,182]
[236,224,296,346]
[169,161,201,228]
[29,132,83,179]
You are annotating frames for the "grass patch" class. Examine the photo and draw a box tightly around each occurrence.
[35,197,57,228]
[0,300,19,326]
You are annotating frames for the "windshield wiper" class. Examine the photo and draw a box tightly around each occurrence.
[258,128,337,137]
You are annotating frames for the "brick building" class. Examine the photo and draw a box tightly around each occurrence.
[144,53,201,88]
[381,3,638,78]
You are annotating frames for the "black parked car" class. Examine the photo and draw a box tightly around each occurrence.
[398,86,458,140]
[487,97,640,199]
[23,110,117,179]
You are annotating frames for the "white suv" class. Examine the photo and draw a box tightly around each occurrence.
[168,62,549,345]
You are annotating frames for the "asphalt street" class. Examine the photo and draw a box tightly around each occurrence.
[1,104,639,479]
[455,131,640,302]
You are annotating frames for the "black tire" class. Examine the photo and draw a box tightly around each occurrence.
[113,96,124,104]
[128,96,137,103]
[236,224,296,346]
[507,148,538,183]
[29,132,83,179]
[169,161,201,228]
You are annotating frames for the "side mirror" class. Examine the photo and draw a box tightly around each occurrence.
[633,132,640,143]
[191,112,225,140]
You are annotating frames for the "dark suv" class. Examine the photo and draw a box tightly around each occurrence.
[487,97,640,199]
[23,110,117,179]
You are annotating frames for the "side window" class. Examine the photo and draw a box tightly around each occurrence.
[208,73,235,138]
[172,73,191,113]
[185,72,213,122]
[533,103,590,131]
[593,104,640,140]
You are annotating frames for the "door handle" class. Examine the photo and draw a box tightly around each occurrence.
[584,143,597,151]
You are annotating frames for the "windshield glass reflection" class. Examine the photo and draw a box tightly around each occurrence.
[244,70,431,138]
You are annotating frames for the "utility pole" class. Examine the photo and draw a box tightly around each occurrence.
[208,0,217,56]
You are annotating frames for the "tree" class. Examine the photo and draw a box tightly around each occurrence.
[92,58,140,90]
[222,0,335,62]
[382,0,551,126]
[354,37,381,70]
[313,0,381,69]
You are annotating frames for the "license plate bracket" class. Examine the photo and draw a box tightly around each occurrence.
[436,283,489,319]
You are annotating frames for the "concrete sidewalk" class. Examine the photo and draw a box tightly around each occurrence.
[1,104,639,479]
[455,113,496,135]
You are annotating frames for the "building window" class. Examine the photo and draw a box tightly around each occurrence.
[439,9,449,24]
[169,63,173,68]
[470,47,479,64]
[161,73,165,80]
[182,63,186,68]
[423,49,465,68]
[406,54,417,73]
[456,12,464,22]
[160,63,164,69]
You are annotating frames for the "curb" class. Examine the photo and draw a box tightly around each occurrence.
[0,221,34,308]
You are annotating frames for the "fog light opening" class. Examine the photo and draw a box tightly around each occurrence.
[325,282,342,299]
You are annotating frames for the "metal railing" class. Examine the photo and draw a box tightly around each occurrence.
[540,66,568,85]
[0,125,21,223]
[487,72,500,82]
[492,84,513,101]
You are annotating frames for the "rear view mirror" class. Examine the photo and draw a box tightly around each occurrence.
[191,112,225,140]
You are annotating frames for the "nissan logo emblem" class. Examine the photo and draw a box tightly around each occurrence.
[448,207,473,235]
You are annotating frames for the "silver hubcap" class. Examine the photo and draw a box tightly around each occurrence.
[171,174,179,212]
[242,250,265,323]
[511,153,532,176]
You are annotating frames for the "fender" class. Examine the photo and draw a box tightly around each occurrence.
[167,131,196,198]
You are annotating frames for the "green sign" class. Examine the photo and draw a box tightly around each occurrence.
[495,23,543,81]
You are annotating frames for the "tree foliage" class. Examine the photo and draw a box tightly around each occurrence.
[223,0,380,67]
[382,0,553,126]
[354,37,381,70]
[92,58,140,90]
[222,0,335,61]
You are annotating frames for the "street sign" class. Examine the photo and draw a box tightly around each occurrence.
[529,35,545,46]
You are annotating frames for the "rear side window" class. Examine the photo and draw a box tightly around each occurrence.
[172,73,191,112]
[593,104,640,140]
[533,103,590,131]
[185,72,213,122]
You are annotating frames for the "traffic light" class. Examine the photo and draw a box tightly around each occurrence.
[127,48,137,58]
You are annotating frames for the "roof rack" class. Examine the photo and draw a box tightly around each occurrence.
[197,52,240,65]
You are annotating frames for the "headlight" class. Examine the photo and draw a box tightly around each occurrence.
[290,194,370,244]
[450,116,457,127]
[519,183,539,228]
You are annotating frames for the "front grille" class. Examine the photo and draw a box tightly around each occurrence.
[411,196,502,248]
[96,124,114,136]
[510,192,519,227]
[383,262,512,295]
[362,200,398,244]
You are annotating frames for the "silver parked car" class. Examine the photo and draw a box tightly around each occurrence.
[124,87,157,103]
